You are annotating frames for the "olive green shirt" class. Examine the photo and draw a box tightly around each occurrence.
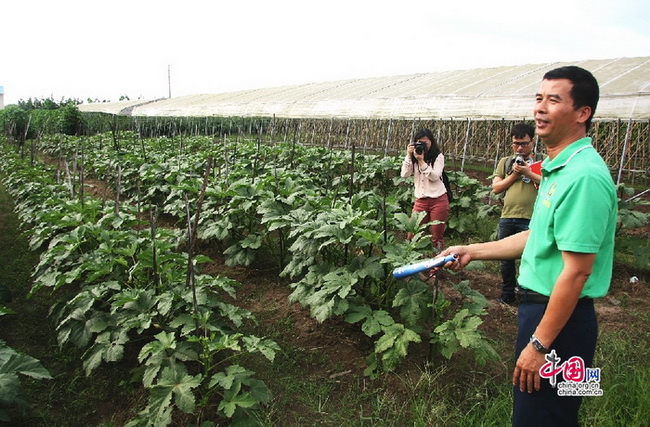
[494,156,538,219]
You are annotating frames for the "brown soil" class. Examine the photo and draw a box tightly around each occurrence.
[216,258,649,380]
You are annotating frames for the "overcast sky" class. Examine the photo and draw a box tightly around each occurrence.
[1,0,649,105]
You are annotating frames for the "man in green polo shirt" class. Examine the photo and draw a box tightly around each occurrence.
[517,137,617,299]
[439,66,617,426]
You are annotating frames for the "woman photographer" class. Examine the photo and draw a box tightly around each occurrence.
[400,128,449,252]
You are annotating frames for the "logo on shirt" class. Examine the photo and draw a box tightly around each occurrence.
[541,182,557,208]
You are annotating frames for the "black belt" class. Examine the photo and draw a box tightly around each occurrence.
[515,286,593,305]
[515,286,549,304]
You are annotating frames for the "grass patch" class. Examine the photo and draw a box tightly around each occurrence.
[0,187,39,302]
[580,329,650,426]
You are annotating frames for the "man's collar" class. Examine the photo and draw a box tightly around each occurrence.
[542,137,593,173]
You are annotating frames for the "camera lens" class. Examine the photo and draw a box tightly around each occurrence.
[414,141,425,154]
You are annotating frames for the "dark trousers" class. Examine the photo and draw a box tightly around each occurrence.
[497,218,530,298]
[513,300,598,427]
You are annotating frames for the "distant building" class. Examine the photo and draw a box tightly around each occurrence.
[0,86,4,109]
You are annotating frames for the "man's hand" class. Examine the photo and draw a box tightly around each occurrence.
[513,344,546,393]
[439,246,471,271]
[512,162,542,184]
[512,162,530,176]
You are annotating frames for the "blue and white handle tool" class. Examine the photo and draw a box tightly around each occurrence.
[392,254,458,279]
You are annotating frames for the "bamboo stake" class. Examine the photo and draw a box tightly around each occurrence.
[64,160,74,199]
[30,137,37,167]
[269,114,276,145]
[327,118,334,150]
[349,139,356,202]
[290,124,296,169]
[184,158,212,335]
[296,119,303,146]
[384,118,393,156]
[492,119,502,173]
[137,181,142,216]
[150,207,159,287]
[20,114,32,160]
[222,133,230,184]
[115,164,121,215]
[460,118,471,172]
[183,193,201,335]
[344,119,351,150]
[616,118,633,185]
[79,141,84,205]
[139,131,147,162]
[253,132,261,184]
[283,119,289,144]
[191,158,213,250]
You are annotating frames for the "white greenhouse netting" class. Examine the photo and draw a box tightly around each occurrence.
[78,57,650,120]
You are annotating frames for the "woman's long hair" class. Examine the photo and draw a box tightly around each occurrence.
[412,128,442,165]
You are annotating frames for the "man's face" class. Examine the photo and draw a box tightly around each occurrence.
[534,78,588,145]
[511,135,532,156]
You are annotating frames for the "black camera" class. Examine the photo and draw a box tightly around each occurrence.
[411,141,426,155]
[515,155,526,166]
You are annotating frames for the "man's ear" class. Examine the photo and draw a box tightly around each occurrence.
[577,106,592,125]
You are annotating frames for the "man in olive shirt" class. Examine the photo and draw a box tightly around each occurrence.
[440,66,617,426]
[492,123,540,304]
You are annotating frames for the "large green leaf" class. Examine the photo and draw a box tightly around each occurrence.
[241,336,280,362]
[210,365,271,418]
[0,342,52,380]
[345,305,395,337]
[392,281,430,325]
[140,366,200,425]
[82,330,129,375]
[374,323,421,372]
[157,367,201,413]
[432,309,494,361]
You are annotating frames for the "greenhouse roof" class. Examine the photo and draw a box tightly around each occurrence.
[78,56,650,120]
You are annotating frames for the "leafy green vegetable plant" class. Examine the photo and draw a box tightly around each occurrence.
[0,148,278,426]
[0,315,52,423]
[615,184,650,269]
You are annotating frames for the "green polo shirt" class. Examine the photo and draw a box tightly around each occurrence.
[518,138,617,298]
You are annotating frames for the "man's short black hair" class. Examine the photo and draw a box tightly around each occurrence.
[543,66,599,132]
[511,123,535,139]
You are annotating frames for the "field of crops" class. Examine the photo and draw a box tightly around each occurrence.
[1,132,648,425]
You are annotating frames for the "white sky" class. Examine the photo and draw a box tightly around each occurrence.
[1,0,649,105]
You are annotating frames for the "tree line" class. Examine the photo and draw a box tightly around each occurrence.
[0,97,85,146]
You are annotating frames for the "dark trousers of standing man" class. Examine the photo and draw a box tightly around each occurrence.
[513,299,598,427]
[497,218,530,301]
